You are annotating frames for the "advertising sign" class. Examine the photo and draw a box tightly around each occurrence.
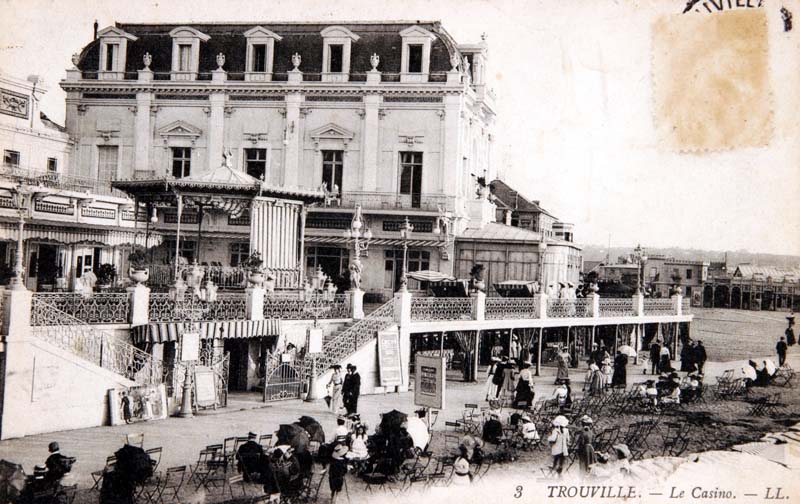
[414,354,446,410]
[377,329,403,387]
[307,327,323,354]
[194,366,217,407]
[181,332,200,362]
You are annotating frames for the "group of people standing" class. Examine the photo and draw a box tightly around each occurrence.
[485,355,536,408]
[326,364,361,417]
[777,316,796,366]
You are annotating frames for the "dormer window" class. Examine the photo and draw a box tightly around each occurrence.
[97,26,137,80]
[244,26,282,82]
[399,26,436,83]
[320,26,360,83]
[169,26,210,81]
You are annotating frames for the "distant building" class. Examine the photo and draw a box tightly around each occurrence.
[489,178,557,238]
[701,263,800,311]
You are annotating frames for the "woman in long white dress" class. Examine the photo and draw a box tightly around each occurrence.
[327,365,344,414]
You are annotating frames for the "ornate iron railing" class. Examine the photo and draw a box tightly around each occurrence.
[263,293,349,320]
[598,298,636,317]
[547,298,592,318]
[643,298,676,315]
[148,292,248,322]
[485,297,539,319]
[30,297,163,385]
[410,297,474,321]
[171,351,229,407]
[303,300,395,377]
[147,264,301,290]
[31,293,130,325]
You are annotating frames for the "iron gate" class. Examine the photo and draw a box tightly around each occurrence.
[263,353,305,402]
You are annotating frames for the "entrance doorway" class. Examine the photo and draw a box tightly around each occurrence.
[224,339,250,392]
[36,244,59,290]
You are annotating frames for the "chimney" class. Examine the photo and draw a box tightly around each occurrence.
[93,20,99,40]
[504,210,512,226]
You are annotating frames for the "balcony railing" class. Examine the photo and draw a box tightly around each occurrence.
[598,298,637,318]
[485,297,539,320]
[148,292,248,322]
[547,298,591,318]
[410,297,474,321]
[147,265,300,290]
[0,165,126,198]
[31,292,130,325]
[263,293,349,320]
[642,298,676,315]
[323,191,456,212]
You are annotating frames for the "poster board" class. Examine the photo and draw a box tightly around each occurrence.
[181,333,200,362]
[115,384,168,423]
[194,366,217,407]
[414,354,446,410]
[377,329,403,387]
[307,327,323,354]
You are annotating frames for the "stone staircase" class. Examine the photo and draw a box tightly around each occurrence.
[30,296,163,386]
[305,300,395,377]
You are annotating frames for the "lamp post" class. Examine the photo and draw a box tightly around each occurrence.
[344,204,372,287]
[633,244,648,294]
[399,217,414,292]
[537,239,549,287]
[8,186,36,291]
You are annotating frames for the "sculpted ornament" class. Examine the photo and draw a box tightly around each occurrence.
[71,53,81,68]
[450,53,460,71]
[216,53,226,70]
[291,53,302,70]
[370,53,380,71]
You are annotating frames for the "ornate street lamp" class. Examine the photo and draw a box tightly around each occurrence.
[8,186,41,291]
[633,244,648,294]
[344,204,372,289]
[399,217,414,292]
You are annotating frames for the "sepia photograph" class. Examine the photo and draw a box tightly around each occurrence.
[0,0,798,503]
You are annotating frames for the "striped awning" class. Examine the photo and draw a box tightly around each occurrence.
[305,235,442,247]
[132,319,281,344]
[0,220,162,248]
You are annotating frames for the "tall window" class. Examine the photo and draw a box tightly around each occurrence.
[105,44,118,71]
[399,152,423,208]
[97,145,118,181]
[328,44,344,73]
[252,44,267,72]
[166,239,197,261]
[3,150,20,167]
[178,44,192,71]
[171,147,191,178]
[686,269,693,280]
[47,157,58,172]
[230,243,250,267]
[384,249,430,291]
[245,148,268,179]
[306,246,349,283]
[408,44,423,73]
[322,150,343,195]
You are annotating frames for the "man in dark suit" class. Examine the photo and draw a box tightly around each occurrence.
[342,364,361,415]
[649,340,661,375]
[237,432,264,483]
[45,442,75,485]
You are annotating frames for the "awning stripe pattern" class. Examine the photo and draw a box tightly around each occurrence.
[132,319,281,344]
[0,222,162,248]
[305,236,442,247]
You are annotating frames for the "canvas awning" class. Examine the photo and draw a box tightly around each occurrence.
[305,236,443,247]
[132,319,281,344]
[406,270,455,282]
[0,219,162,248]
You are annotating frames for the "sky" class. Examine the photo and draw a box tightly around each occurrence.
[1,0,798,256]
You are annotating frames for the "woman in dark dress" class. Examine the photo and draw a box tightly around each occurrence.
[611,352,627,387]
[575,416,597,473]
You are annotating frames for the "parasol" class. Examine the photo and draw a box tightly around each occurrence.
[552,415,569,427]
[380,410,408,433]
[295,416,325,444]
[618,345,637,358]
[0,460,26,502]
[741,366,757,381]
[276,424,310,454]
[764,360,777,376]
[113,444,154,485]
[405,416,430,450]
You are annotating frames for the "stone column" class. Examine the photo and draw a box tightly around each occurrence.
[133,92,153,175]
[442,95,462,200]
[207,92,226,171]
[283,93,302,188]
[361,95,380,192]
[127,284,151,326]
[350,289,364,320]
[471,291,485,321]
[536,293,549,319]
[247,287,266,321]
[394,290,412,393]
[0,289,33,439]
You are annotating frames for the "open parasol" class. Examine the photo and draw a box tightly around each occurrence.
[618,345,637,358]
[740,366,757,381]
[295,416,325,444]
[552,415,569,427]
[379,410,408,433]
[276,424,310,454]
[764,359,777,376]
[0,460,26,502]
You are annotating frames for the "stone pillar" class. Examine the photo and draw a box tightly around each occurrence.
[633,293,644,317]
[672,293,683,316]
[350,289,364,320]
[361,95,380,192]
[133,92,153,174]
[207,93,226,172]
[1,289,33,439]
[394,290,412,327]
[589,293,600,318]
[446,69,462,85]
[288,69,302,84]
[471,291,486,321]
[127,284,151,326]
[442,95,462,199]
[536,293,549,319]
[366,69,381,85]
[283,93,302,187]
[247,287,266,321]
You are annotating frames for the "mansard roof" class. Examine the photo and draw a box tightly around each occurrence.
[490,179,557,219]
[75,21,459,77]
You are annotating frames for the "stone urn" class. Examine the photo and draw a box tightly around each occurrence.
[248,270,265,287]
[186,262,205,289]
[129,267,149,285]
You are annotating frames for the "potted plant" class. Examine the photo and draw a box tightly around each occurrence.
[242,251,264,287]
[96,263,117,289]
[128,250,149,285]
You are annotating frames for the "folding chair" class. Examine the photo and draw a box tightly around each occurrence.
[362,458,398,494]
[223,473,249,498]
[773,365,795,388]
[126,432,145,448]
[145,447,163,473]
[222,436,237,465]
[189,449,217,487]
[258,434,274,449]
[145,466,186,504]
[56,484,78,504]
[661,422,691,457]
[233,436,250,453]
[90,455,116,492]
[429,410,440,429]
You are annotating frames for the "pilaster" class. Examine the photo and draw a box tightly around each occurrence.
[442,95,462,198]
[361,95,380,192]
[134,92,153,174]
[536,293,549,319]
[672,294,683,316]
[247,287,266,321]
[471,291,486,321]
[127,284,151,326]
[283,93,303,187]
[589,293,600,318]
[207,93,226,171]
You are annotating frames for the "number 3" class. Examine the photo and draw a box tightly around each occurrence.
[514,486,523,498]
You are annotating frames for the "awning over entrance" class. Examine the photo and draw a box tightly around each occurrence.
[0,219,162,247]
[132,319,281,344]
